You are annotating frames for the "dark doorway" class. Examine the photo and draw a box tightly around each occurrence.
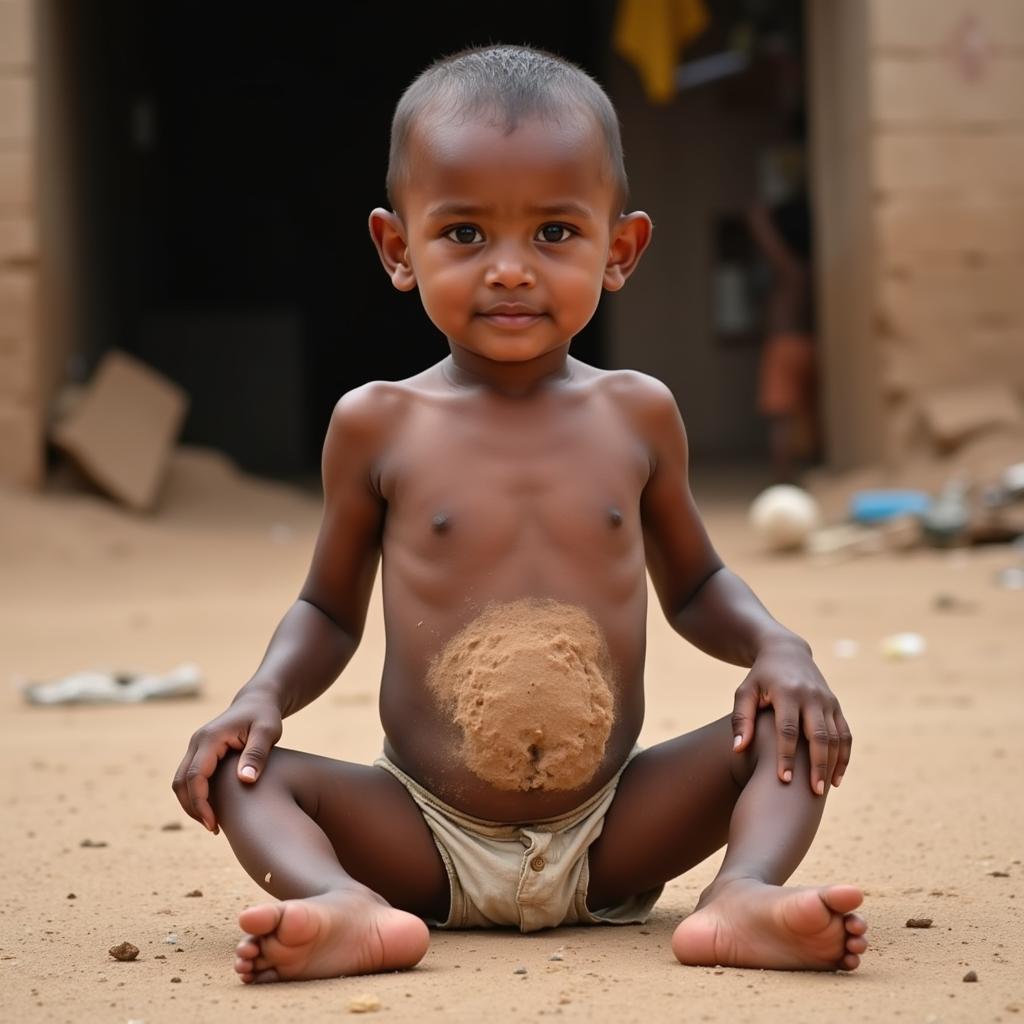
[63,1,616,476]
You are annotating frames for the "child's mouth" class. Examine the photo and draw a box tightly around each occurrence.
[478,305,545,329]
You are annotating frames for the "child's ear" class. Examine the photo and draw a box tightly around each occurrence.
[603,212,653,292]
[369,208,417,292]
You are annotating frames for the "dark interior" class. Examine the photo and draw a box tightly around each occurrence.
[62,1,616,475]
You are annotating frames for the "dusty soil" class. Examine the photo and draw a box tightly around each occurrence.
[428,598,614,792]
[1,449,1021,1023]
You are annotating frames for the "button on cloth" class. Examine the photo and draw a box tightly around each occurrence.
[516,830,563,931]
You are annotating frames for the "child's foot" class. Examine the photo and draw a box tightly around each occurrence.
[671,878,867,972]
[233,888,430,983]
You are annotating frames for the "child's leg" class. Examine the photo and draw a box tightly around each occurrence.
[586,712,867,971]
[208,748,449,983]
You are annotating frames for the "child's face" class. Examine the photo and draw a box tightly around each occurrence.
[371,112,650,363]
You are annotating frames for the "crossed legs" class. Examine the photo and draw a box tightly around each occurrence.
[209,710,865,983]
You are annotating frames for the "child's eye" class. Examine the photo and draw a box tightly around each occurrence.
[445,225,484,244]
[536,224,572,243]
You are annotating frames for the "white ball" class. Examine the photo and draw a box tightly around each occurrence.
[748,485,820,551]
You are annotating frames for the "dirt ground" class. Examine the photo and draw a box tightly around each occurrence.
[2,448,1022,1023]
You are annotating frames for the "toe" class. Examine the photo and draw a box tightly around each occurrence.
[252,953,276,973]
[846,935,868,955]
[252,967,282,984]
[238,901,284,937]
[841,952,860,971]
[844,913,868,936]
[235,937,260,958]
[234,956,254,974]
[820,885,863,916]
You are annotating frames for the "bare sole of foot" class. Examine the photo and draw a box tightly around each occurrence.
[672,880,868,972]
[233,889,430,983]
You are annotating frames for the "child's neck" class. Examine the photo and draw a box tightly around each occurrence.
[444,345,573,398]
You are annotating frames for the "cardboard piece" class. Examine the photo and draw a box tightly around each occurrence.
[922,383,1022,449]
[52,350,188,511]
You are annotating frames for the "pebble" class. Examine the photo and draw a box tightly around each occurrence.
[170,976,182,984]
[80,839,108,848]
[513,966,528,975]
[185,889,203,897]
[548,953,563,962]
[988,871,1010,878]
[164,933,178,944]
[160,822,183,831]
[963,970,978,983]
[108,942,139,962]
[66,893,76,900]
[905,918,933,928]
[347,993,381,1013]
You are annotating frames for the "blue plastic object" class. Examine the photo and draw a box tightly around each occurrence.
[849,489,932,524]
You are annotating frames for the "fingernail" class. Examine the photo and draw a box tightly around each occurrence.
[835,773,844,787]
[733,735,742,750]
[240,765,257,781]
[783,770,792,783]
[816,779,825,795]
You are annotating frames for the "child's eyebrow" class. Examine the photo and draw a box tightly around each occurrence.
[426,200,595,220]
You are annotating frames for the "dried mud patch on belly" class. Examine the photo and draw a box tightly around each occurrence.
[427,599,615,791]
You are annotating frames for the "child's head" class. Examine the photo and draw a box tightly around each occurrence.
[369,44,651,364]
[386,45,628,215]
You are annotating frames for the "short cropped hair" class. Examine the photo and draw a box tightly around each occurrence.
[386,44,628,212]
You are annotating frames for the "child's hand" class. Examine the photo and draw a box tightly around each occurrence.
[731,638,851,795]
[171,695,283,833]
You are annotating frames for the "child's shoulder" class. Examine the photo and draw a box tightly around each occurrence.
[581,364,683,433]
[327,367,442,427]
[322,368,444,464]
[585,364,675,402]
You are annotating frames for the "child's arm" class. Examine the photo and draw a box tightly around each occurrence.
[172,386,388,831]
[629,375,851,795]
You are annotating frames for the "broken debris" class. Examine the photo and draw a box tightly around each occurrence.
[51,349,189,512]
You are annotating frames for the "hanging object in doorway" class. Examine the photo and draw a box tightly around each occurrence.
[614,0,709,104]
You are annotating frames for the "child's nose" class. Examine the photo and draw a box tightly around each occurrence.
[484,246,536,288]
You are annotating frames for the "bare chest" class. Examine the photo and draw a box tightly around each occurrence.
[378,402,650,566]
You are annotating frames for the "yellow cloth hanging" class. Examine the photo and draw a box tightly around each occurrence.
[613,0,710,104]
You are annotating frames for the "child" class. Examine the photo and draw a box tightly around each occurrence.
[172,45,865,983]
[748,194,819,481]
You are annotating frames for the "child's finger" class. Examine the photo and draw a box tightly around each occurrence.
[170,742,199,819]
[186,744,222,833]
[802,706,832,796]
[730,682,759,751]
[832,707,853,786]
[237,722,280,782]
[773,701,800,783]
